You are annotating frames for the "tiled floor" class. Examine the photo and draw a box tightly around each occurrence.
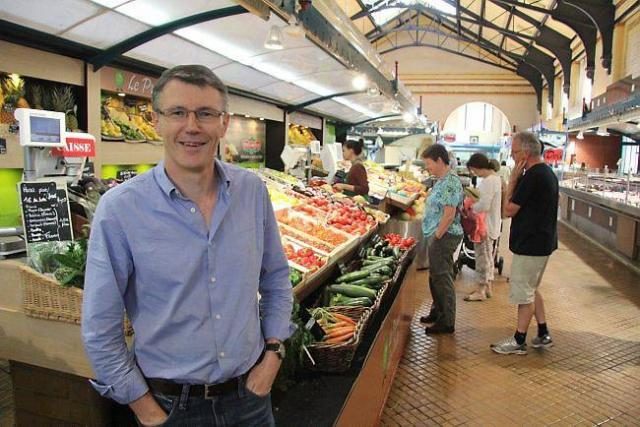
[380,223,640,426]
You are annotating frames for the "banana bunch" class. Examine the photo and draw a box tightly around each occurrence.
[131,115,162,141]
[101,119,123,138]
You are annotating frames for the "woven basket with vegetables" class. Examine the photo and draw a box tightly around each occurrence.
[20,239,133,335]
[303,306,371,373]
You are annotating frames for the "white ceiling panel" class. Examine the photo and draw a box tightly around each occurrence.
[256,82,316,104]
[115,0,236,26]
[251,47,344,79]
[0,0,102,35]
[89,0,129,7]
[126,34,231,69]
[214,63,281,91]
[311,100,366,122]
[62,11,150,48]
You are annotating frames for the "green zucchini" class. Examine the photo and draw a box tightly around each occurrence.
[349,274,390,289]
[341,297,373,307]
[329,284,377,298]
[366,265,393,276]
[363,256,395,265]
[362,260,396,271]
[335,270,370,283]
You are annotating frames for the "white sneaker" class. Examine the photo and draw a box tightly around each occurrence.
[490,336,527,355]
[531,334,554,349]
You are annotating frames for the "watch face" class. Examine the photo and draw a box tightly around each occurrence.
[266,343,286,359]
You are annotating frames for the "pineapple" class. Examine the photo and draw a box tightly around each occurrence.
[1,73,26,123]
[2,74,25,106]
[52,86,79,130]
[30,84,44,109]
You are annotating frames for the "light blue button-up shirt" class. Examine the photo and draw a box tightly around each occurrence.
[81,160,293,404]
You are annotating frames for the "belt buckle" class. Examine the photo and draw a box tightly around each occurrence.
[204,383,217,400]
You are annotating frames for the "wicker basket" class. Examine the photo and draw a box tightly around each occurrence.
[304,306,371,373]
[19,265,133,335]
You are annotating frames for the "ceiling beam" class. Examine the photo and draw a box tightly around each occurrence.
[286,90,368,113]
[378,42,517,72]
[88,6,248,71]
[479,0,486,41]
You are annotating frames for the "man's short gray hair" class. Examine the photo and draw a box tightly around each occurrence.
[152,65,229,111]
[514,131,542,156]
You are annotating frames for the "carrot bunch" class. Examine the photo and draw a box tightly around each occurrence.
[312,309,357,344]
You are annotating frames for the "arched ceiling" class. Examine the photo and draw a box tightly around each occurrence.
[341,0,617,111]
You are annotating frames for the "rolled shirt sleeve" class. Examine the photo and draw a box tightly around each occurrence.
[258,184,294,341]
[81,192,148,404]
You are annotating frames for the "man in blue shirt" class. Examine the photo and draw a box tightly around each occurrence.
[82,65,293,426]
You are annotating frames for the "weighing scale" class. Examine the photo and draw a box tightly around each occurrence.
[0,108,94,258]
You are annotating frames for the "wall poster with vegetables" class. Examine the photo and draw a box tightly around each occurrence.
[222,115,265,168]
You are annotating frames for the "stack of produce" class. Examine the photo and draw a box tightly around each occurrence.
[283,243,326,272]
[327,204,376,236]
[278,226,334,254]
[101,119,123,139]
[383,233,417,251]
[312,308,358,344]
[276,210,349,247]
[131,115,162,141]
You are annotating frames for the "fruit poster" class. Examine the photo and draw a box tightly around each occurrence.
[222,116,266,167]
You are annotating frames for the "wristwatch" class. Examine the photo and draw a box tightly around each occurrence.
[265,342,286,360]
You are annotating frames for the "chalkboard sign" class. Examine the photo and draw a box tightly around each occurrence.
[19,181,74,244]
[117,169,137,181]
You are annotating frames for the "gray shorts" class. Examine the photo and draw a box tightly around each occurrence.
[509,254,549,304]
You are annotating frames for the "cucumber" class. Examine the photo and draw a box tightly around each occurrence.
[362,260,396,271]
[335,270,370,283]
[329,284,377,298]
[349,274,390,289]
[341,297,373,307]
[363,256,395,265]
[367,265,393,276]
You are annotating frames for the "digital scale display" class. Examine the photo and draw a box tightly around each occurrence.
[29,115,62,144]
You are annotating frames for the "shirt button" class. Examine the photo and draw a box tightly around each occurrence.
[215,314,221,320]
[210,277,216,283]
[219,352,225,358]
[190,207,196,213]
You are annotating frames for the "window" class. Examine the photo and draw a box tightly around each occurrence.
[464,102,492,132]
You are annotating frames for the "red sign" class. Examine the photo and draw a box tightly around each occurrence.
[543,148,563,163]
[52,133,96,157]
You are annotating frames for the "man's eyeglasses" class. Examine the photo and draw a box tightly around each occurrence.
[157,108,226,123]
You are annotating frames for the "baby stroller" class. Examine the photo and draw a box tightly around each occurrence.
[453,206,505,278]
[453,234,504,278]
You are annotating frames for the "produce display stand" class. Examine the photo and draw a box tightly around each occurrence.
[0,164,418,426]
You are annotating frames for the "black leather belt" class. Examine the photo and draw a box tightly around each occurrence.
[147,375,246,399]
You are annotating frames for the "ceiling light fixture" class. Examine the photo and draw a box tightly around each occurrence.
[264,26,284,50]
[259,117,265,121]
[367,85,379,97]
[403,112,414,123]
[245,114,251,118]
[596,126,609,136]
[352,74,368,91]
[577,130,584,140]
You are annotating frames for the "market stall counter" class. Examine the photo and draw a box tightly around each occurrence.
[559,175,640,265]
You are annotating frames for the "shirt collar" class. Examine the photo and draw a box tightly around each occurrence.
[154,159,233,198]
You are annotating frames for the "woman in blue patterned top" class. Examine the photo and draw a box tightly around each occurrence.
[420,144,464,334]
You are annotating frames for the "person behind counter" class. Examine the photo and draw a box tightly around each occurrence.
[420,144,464,334]
[333,139,369,197]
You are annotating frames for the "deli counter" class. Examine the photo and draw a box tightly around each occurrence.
[559,173,640,265]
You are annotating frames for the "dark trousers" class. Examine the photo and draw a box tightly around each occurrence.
[427,232,462,328]
[140,376,275,427]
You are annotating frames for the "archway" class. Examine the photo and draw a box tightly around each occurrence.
[442,102,512,163]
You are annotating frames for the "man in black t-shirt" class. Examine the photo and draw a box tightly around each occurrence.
[491,132,559,355]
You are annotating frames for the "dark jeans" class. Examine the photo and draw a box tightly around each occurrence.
[143,376,275,427]
[427,232,462,328]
